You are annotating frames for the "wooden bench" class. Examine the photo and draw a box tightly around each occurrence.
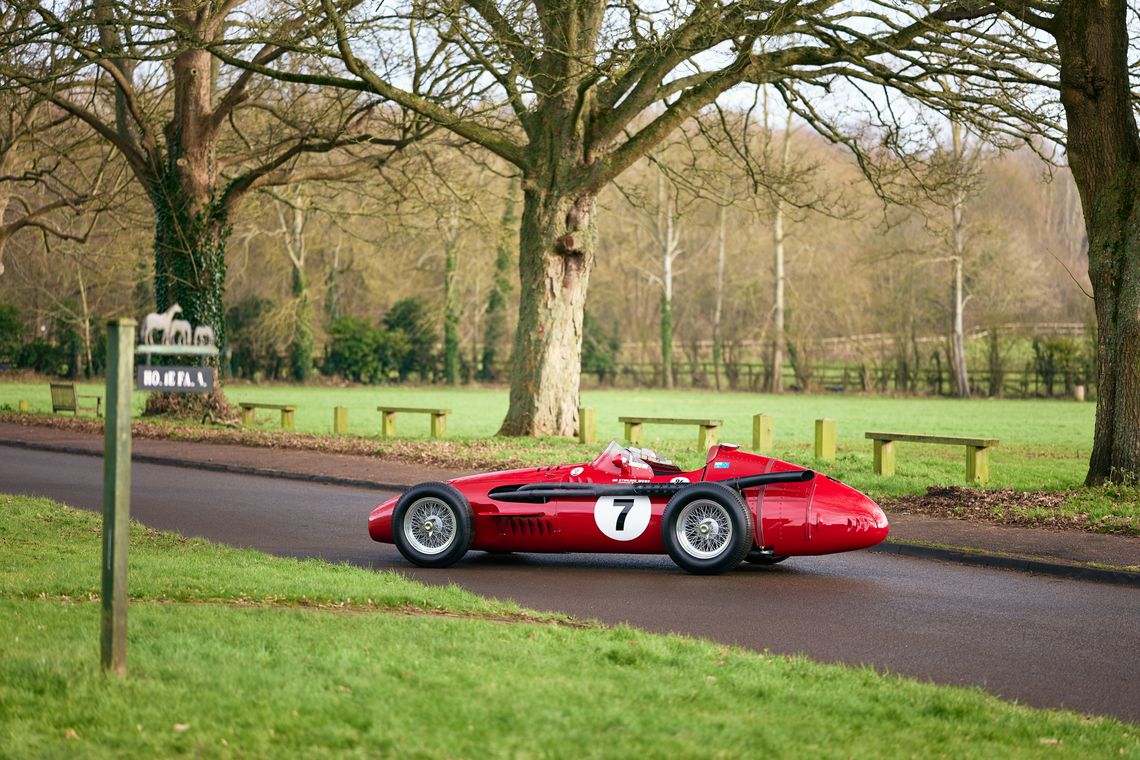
[377,406,450,438]
[239,402,296,431]
[50,382,102,417]
[620,416,722,450]
[865,432,1000,484]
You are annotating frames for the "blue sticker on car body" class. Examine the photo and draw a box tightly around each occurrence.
[713,461,729,469]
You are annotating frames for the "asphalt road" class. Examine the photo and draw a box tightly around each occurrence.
[3,447,1138,722]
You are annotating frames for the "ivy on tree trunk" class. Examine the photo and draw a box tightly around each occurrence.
[151,169,230,350]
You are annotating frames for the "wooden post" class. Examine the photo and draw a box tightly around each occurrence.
[624,421,643,445]
[18,399,29,413]
[966,445,989,484]
[333,406,349,435]
[102,318,134,677]
[752,413,773,452]
[873,439,895,476]
[698,424,718,451]
[814,418,836,460]
[430,412,447,438]
[578,407,596,445]
[280,408,295,431]
[241,405,255,426]
[382,410,397,437]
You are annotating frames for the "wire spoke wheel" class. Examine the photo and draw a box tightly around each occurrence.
[675,499,732,559]
[661,483,752,574]
[403,497,457,555]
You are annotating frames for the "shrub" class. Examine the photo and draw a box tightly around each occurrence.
[1032,336,1087,397]
[383,297,438,381]
[323,317,409,384]
[582,310,619,384]
[16,339,69,376]
[0,302,21,364]
[226,298,286,380]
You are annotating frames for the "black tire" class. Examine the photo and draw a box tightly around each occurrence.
[745,551,789,565]
[392,482,473,568]
[661,482,753,575]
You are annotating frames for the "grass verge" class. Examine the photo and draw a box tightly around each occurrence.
[4,403,1139,535]
[2,493,1138,757]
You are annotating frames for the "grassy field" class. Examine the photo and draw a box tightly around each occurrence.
[8,379,1138,535]
[0,380,1094,445]
[2,493,1137,758]
[0,379,1097,491]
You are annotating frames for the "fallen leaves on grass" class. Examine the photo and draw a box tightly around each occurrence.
[0,412,529,471]
[882,485,1139,535]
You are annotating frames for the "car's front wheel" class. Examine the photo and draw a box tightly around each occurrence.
[392,482,473,568]
[661,482,753,575]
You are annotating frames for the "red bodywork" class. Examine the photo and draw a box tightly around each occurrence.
[369,443,888,559]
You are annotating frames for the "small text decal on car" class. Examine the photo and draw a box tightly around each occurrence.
[713,462,730,469]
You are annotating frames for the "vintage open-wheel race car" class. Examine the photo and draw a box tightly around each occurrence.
[368,440,889,575]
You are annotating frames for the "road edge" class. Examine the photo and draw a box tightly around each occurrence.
[869,541,1140,588]
[0,438,407,492]
[4,437,1138,587]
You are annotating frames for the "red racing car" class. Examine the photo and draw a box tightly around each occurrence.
[368,440,889,575]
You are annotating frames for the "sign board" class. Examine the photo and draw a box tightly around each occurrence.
[136,366,215,393]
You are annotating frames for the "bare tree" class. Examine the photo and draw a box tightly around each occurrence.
[765,106,795,394]
[480,179,518,382]
[0,48,110,277]
[2,0,419,354]
[651,166,683,389]
[223,0,1022,435]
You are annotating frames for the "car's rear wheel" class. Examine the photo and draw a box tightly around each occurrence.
[746,551,789,565]
[661,482,753,575]
[392,482,473,567]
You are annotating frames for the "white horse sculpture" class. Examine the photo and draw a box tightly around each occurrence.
[193,325,216,347]
[141,304,182,345]
[167,319,192,345]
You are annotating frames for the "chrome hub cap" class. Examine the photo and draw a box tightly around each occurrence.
[676,500,732,559]
[404,498,456,555]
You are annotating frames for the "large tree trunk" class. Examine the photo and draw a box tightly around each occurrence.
[498,183,596,436]
[1084,173,1140,482]
[153,47,228,348]
[1055,0,1140,484]
[151,174,229,348]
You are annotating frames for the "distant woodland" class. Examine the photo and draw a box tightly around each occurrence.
[0,116,1090,397]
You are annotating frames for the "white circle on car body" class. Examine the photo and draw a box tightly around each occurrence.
[570,467,584,476]
[593,495,652,541]
[670,476,690,484]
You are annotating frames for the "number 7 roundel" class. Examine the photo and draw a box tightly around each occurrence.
[593,496,652,541]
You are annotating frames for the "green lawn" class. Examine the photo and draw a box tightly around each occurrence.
[8,379,1137,535]
[0,380,1094,446]
[2,493,1137,758]
[1,379,1096,491]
